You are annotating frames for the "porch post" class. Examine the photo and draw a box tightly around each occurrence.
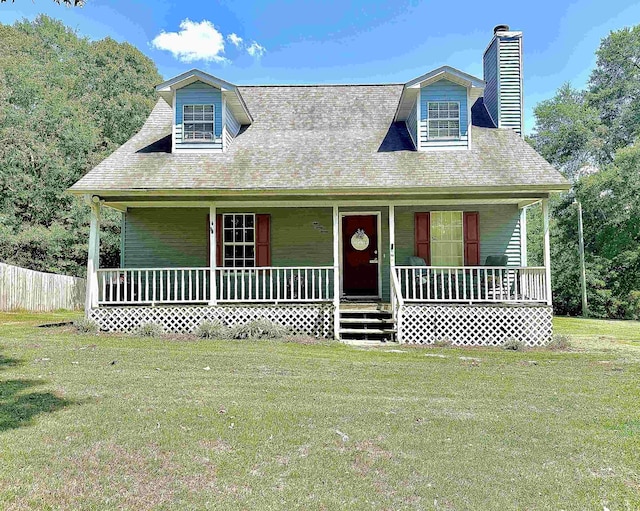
[333,205,340,340]
[85,196,101,315]
[388,204,396,267]
[542,199,552,306]
[520,206,528,266]
[209,205,217,305]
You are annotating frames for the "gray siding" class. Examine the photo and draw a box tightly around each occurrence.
[483,38,499,128]
[224,105,241,149]
[420,79,468,149]
[394,205,522,267]
[174,81,223,151]
[123,208,209,268]
[497,36,523,135]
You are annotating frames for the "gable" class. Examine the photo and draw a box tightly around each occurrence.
[174,81,223,151]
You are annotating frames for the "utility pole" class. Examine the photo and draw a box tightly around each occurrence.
[576,200,588,317]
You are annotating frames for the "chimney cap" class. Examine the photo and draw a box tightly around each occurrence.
[493,24,510,34]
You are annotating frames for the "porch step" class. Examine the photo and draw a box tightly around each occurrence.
[339,303,396,343]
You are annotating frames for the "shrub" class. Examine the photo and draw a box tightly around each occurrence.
[194,320,228,339]
[548,333,571,350]
[74,317,99,333]
[228,320,289,340]
[136,322,164,338]
[503,338,525,351]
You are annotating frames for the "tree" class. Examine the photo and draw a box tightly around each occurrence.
[528,83,607,181]
[0,16,161,276]
[588,26,640,152]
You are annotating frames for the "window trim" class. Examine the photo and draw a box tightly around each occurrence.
[430,210,464,267]
[222,213,256,268]
[182,104,216,143]
[426,101,461,141]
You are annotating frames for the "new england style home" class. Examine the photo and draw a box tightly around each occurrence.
[69,25,569,345]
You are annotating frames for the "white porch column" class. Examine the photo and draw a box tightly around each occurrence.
[388,204,396,267]
[520,206,528,266]
[85,197,101,315]
[333,205,340,340]
[542,199,552,306]
[209,205,217,305]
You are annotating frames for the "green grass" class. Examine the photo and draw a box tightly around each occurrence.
[0,312,639,510]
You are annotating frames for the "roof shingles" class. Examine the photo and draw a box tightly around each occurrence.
[69,85,569,194]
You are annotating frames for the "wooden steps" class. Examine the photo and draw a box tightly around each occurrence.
[339,303,396,343]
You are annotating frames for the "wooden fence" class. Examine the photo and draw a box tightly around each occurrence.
[0,263,86,312]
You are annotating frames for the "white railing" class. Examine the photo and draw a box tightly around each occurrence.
[217,267,333,302]
[393,266,548,303]
[390,266,405,343]
[98,268,211,305]
[97,266,334,305]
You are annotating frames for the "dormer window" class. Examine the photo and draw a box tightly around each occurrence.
[427,101,460,140]
[183,104,215,142]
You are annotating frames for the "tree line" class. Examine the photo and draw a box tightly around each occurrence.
[0,16,161,276]
[527,25,640,319]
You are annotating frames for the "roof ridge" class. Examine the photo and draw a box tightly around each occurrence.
[237,83,404,88]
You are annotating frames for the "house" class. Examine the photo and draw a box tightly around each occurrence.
[69,25,569,345]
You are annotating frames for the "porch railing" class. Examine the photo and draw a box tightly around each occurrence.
[97,266,334,305]
[393,266,548,304]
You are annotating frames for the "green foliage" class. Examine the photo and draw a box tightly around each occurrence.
[227,320,290,340]
[74,317,98,333]
[194,320,228,340]
[502,338,525,351]
[135,322,164,338]
[0,16,161,276]
[548,333,571,350]
[529,24,640,320]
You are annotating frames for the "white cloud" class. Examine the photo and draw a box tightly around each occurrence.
[227,33,243,48]
[151,19,228,63]
[246,41,266,59]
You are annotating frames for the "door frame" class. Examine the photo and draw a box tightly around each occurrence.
[338,211,382,300]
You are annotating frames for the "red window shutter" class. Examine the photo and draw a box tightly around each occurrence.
[414,212,431,264]
[216,214,222,266]
[255,214,271,267]
[464,211,480,266]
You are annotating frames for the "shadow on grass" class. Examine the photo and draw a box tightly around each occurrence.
[0,349,74,432]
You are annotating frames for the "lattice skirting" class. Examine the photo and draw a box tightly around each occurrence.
[400,304,553,346]
[90,304,334,338]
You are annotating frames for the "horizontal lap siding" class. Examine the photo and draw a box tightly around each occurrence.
[224,107,241,148]
[498,36,523,135]
[175,81,223,151]
[395,205,521,266]
[483,38,499,128]
[420,79,468,149]
[123,208,209,268]
[123,207,334,269]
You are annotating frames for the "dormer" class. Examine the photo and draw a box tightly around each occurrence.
[156,69,252,153]
[395,66,485,151]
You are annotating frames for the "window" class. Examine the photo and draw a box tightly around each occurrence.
[427,101,460,139]
[223,213,255,267]
[430,211,463,266]
[183,104,215,142]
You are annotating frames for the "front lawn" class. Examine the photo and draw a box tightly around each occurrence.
[0,313,639,510]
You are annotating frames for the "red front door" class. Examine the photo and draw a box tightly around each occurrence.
[342,214,379,297]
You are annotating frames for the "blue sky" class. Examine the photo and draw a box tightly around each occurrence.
[1,0,639,133]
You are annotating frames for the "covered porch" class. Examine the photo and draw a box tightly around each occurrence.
[84,195,553,345]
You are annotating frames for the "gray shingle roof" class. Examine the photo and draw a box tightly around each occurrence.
[69,85,569,195]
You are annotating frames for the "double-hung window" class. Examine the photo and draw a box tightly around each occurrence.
[427,101,460,140]
[223,213,255,268]
[183,104,215,142]
[430,211,464,266]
